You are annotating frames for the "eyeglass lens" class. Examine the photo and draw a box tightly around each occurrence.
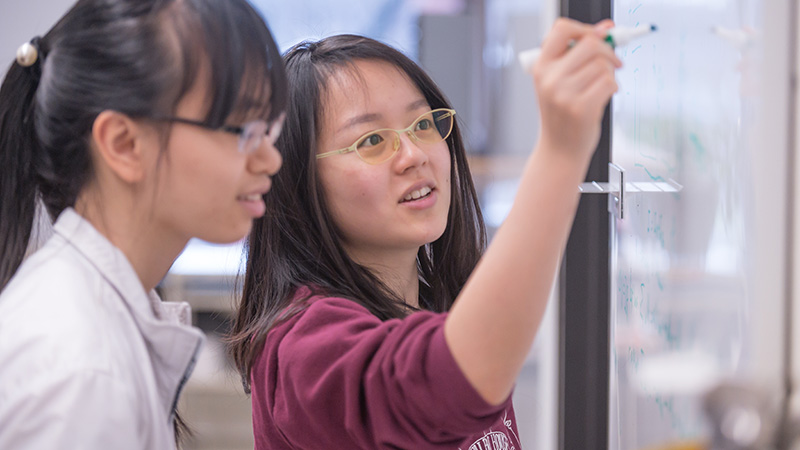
[239,113,285,154]
[356,109,454,164]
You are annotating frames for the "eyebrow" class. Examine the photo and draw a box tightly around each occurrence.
[336,98,430,133]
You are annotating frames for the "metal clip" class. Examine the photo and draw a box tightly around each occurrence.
[578,163,682,220]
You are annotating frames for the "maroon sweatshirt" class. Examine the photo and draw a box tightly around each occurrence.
[250,287,522,449]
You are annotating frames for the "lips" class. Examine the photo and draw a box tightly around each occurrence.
[402,186,433,203]
[400,179,437,204]
[237,193,264,202]
[237,183,270,217]
[238,179,272,202]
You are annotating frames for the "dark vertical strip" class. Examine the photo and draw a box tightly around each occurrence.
[558,0,612,449]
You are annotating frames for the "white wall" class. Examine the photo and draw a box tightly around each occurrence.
[0,0,75,75]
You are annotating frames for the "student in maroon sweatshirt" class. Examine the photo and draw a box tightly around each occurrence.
[229,19,621,449]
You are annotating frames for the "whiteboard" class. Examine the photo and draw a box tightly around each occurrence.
[608,0,791,448]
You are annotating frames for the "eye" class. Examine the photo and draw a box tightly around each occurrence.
[358,133,385,148]
[415,118,433,131]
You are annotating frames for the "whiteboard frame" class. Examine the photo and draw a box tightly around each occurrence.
[753,0,792,394]
[790,0,800,426]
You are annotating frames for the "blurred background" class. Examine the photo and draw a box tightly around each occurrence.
[1,0,559,448]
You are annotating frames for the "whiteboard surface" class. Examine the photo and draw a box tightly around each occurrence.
[608,0,790,448]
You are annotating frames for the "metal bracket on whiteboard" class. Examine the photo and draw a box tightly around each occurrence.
[578,163,626,219]
[578,163,683,220]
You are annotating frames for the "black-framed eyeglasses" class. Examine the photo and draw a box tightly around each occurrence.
[151,112,285,154]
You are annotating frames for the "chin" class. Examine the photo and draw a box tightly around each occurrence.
[199,223,253,245]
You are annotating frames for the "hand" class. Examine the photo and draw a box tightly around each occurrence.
[532,18,622,162]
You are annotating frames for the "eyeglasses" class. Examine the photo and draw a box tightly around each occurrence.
[316,108,456,165]
[151,112,285,154]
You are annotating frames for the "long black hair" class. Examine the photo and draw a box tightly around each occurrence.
[229,35,486,392]
[0,0,287,292]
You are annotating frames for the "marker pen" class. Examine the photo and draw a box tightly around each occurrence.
[518,24,658,71]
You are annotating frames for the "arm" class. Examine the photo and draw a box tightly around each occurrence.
[444,18,622,405]
[257,297,511,449]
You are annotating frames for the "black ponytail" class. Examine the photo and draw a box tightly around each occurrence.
[0,56,45,290]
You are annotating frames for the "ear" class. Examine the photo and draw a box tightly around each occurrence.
[91,111,152,183]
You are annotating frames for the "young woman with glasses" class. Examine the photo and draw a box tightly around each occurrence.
[0,0,285,447]
[230,19,621,449]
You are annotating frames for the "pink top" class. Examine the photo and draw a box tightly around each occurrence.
[250,287,522,449]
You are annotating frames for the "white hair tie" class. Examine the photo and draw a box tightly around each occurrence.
[16,41,39,68]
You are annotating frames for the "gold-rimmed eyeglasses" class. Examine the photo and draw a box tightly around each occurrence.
[316,108,456,165]
[151,112,285,154]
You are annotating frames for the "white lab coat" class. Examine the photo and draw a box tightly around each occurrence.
[0,208,204,449]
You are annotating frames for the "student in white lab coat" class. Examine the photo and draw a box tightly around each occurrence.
[0,0,286,448]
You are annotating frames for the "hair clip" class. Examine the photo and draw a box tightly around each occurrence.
[16,41,39,68]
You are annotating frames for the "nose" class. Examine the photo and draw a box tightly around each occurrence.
[249,136,282,177]
[392,130,428,172]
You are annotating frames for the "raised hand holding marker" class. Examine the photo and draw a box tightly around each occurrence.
[519,24,658,71]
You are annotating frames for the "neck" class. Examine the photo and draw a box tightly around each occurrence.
[346,245,420,309]
[75,187,186,293]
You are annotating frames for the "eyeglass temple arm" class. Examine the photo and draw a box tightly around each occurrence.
[316,147,355,159]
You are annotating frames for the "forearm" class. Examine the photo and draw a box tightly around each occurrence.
[443,17,620,406]
[445,144,591,405]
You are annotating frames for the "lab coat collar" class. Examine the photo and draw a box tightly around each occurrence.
[52,208,204,422]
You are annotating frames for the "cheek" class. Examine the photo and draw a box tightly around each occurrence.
[324,169,373,209]
[319,165,386,226]
[433,146,453,189]
[156,145,243,211]
[436,154,454,223]
[167,154,218,194]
